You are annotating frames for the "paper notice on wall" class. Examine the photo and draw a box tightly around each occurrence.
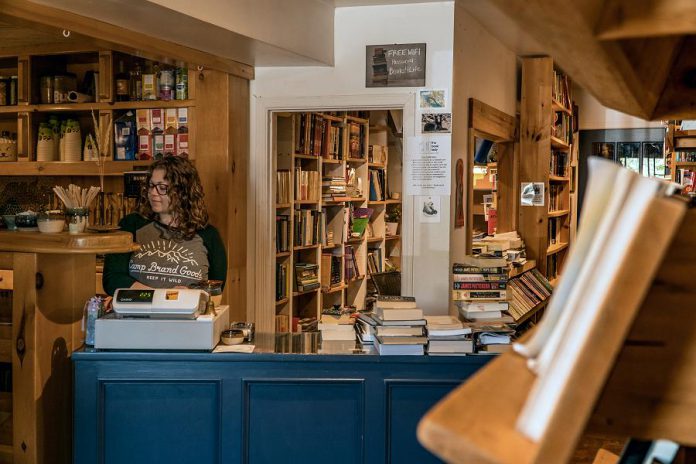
[521,182,545,206]
[405,135,451,195]
[418,195,441,223]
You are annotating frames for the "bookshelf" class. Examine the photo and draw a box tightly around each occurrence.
[519,57,574,280]
[273,110,402,332]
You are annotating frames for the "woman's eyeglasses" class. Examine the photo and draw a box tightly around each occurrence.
[147,182,169,195]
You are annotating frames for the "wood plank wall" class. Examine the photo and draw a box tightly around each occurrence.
[195,69,249,321]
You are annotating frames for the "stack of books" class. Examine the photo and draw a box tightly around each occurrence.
[507,269,553,322]
[318,313,355,341]
[295,263,320,292]
[452,256,510,320]
[321,176,347,201]
[473,320,515,354]
[472,231,527,268]
[425,315,473,355]
[372,296,427,355]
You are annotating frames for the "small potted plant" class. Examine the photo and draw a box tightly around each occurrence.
[385,204,401,236]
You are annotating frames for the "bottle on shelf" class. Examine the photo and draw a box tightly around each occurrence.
[175,67,188,100]
[115,60,130,102]
[129,61,142,101]
[142,61,158,101]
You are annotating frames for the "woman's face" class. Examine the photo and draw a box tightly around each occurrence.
[148,168,172,216]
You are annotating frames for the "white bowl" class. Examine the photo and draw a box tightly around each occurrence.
[37,219,65,233]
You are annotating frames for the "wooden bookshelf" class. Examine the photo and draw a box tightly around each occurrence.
[271,110,402,333]
[519,57,575,280]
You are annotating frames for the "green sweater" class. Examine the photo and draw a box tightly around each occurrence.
[103,213,227,295]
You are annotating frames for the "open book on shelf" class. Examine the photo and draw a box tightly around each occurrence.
[417,157,688,464]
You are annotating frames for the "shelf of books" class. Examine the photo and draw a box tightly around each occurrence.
[519,57,574,281]
[273,110,402,333]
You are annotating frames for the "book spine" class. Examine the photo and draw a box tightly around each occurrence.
[452,266,505,274]
[453,274,508,282]
[452,290,508,300]
[452,282,507,290]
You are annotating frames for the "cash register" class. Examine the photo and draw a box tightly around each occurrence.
[95,288,229,351]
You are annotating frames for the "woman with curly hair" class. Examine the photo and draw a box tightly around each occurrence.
[102,156,226,295]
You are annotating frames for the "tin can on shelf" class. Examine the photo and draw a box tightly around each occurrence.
[175,67,188,100]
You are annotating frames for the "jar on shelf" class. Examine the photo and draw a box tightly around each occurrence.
[65,207,89,234]
[0,76,7,106]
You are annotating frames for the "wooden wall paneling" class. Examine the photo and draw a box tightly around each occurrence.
[17,111,30,161]
[469,99,516,141]
[227,75,249,323]
[16,54,29,105]
[519,58,552,276]
[97,51,113,103]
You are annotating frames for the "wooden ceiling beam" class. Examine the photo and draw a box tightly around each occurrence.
[597,0,696,40]
[486,0,661,120]
[0,0,254,80]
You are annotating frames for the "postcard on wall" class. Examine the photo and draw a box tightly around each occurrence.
[521,182,545,207]
[365,43,426,87]
[405,135,451,196]
[419,89,446,108]
[418,195,441,223]
[421,113,451,133]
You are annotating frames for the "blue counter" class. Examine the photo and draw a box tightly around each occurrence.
[73,346,490,464]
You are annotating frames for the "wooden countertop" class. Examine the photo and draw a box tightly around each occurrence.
[0,230,138,254]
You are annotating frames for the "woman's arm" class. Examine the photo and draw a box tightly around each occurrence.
[102,214,145,295]
[202,225,227,289]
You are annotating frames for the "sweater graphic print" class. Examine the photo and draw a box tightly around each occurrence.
[129,222,209,287]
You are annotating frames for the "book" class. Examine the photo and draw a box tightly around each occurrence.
[373,306,424,321]
[452,282,507,290]
[453,264,506,274]
[427,338,474,354]
[376,325,425,337]
[371,314,427,326]
[458,308,502,320]
[425,315,465,330]
[375,295,417,309]
[453,273,508,282]
[455,255,508,268]
[452,290,508,301]
[455,301,509,312]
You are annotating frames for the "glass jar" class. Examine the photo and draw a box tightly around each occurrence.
[65,207,89,234]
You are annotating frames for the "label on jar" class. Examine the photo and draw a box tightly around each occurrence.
[116,78,129,97]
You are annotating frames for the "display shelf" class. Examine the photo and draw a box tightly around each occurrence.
[550,136,570,150]
[1,160,152,176]
[367,237,384,243]
[292,289,319,297]
[293,244,320,251]
[548,175,569,182]
[322,284,346,294]
[275,298,289,306]
[508,260,536,278]
[546,241,569,255]
[551,98,572,115]
[385,235,400,241]
[384,199,401,204]
[275,203,291,209]
[547,209,570,218]
[275,252,290,258]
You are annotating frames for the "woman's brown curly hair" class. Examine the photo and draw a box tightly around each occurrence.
[139,156,209,240]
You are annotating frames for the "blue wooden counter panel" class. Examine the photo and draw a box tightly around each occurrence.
[73,351,491,464]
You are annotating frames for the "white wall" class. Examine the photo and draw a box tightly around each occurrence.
[449,2,517,272]
[251,2,455,314]
[576,85,662,130]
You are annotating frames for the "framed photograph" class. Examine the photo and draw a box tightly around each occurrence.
[592,142,615,161]
[421,113,451,133]
[419,89,446,108]
[617,142,641,172]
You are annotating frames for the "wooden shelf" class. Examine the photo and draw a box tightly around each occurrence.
[293,244,319,251]
[1,100,196,114]
[1,160,152,176]
[295,200,319,205]
[110,100,195,110]
[546,241,569,255]
[508,260,536,278]
[550,136,571,150]
[321,243,341,250]
[322,158,342,164]
[275,203,291,208]
[347,197,367,203]
[367,237,384,243]
[548,209,570,218]
[548,175,569,182]
[293,288,319,297]
[276,251,290,258]
[346,158,367,164]
[549,277,558,287]
[345,276,365,284]
[368,163,386,168]
[293,154,320,160]
[385,235,400,241]
[275,298,289,306]
[384,199,402,204]
[675,161,696,166]
[0,105,21,114]
[369,124,389,131]
[674,130,696,137]
[346,237,365,244]
[368,200,385,205]
[322,284,345,294]
[552,98,572,115]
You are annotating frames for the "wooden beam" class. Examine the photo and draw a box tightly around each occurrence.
[652,37,696,119]
[0,0,254,80]
[487,0,650,119]
[468,98,516,142]
[597,0,696,40]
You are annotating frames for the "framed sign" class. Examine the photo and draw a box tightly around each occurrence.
[366,43,426,87]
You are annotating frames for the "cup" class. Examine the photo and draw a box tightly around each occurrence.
[2,215,16,231]
[65,207,89,234]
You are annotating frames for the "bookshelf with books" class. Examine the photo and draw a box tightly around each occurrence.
[519,57,575,282]
[272,110,402,333]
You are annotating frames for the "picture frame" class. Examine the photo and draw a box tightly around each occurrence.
[592,142,615,161]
